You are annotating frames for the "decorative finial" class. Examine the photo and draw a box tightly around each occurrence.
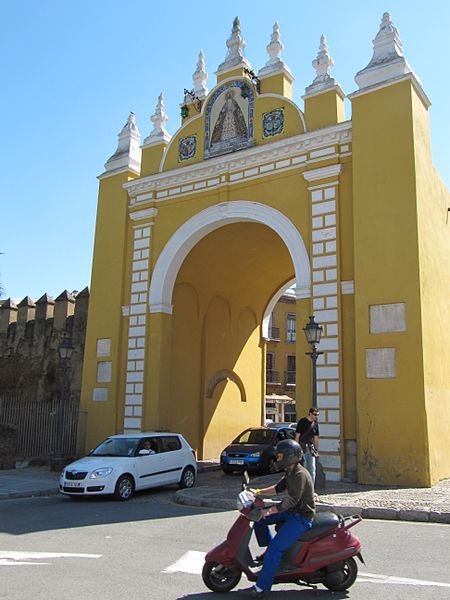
[192,50,208,99]
[104,111,141,175]
[143,93,171,145]
[267,22,283,64]
[354,12,424,94]
[258,22,292,78]
[217,16,251,73]
[304,35,338,96]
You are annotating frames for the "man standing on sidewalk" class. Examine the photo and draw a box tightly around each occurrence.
[295,408,319,483]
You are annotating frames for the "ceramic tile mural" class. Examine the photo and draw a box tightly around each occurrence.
[263,108,284,137]
[178,135,197,161]
[204,81,254,158]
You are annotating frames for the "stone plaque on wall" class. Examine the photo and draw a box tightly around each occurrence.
[369,303,406,334]
[97,361,112,383]
[93,388,108,401]
[96,338,111,357]
[366,348,396,378]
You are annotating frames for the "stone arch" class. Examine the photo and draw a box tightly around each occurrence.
[149,201,310,313]
[206,368,246,402]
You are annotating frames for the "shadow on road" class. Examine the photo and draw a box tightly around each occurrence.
[177,588,349,599]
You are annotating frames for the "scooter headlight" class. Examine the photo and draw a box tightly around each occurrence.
[237,490,254,510]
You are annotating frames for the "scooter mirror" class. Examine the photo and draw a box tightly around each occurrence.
[242,470,250,490]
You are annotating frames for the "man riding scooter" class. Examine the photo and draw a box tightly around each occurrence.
[241,439,315,598]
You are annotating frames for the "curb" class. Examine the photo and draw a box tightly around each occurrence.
[0,487,59,501]
[175,490,450,524]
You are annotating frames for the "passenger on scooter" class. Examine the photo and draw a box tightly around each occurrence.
[241,439,315,598]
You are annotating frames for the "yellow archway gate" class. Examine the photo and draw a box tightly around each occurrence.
[81,16,450,486]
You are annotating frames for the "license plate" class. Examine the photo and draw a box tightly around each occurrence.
[65,481,82,488]
[229,459,244,465]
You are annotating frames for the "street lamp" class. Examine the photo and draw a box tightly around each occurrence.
[303,315,324,409]
[51,336,74,471]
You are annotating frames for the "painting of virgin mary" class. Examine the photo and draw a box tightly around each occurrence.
[210,89,248,145]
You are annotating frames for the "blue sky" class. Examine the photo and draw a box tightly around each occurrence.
[1,0,449,300]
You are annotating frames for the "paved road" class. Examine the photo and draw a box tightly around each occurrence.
[1,487,450,600]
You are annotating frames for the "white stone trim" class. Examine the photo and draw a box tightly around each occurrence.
[149,202,310,312]
[340,280,355,294]
[302,164,342,182]
[348,72,430,109]
[129,208,158,221]
[123,122,352,199]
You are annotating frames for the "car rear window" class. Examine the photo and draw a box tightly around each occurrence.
[159,436,182,452]
[235,429,275,445]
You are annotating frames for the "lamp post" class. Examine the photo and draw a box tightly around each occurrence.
[303,315,324,409]
[51,336,74,471]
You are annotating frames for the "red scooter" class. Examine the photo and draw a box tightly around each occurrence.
[202,485,364,593]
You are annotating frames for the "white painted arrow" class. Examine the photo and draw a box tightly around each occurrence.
[358,571,450,588]
[0,550,102,567]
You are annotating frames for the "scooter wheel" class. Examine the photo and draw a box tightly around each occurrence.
[202,561,242,593]
[324,557,358,591]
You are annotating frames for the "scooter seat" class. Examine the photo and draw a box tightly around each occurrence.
[299,512,339,540]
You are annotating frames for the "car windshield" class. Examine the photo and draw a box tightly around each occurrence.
[91,437,139,457]
[234,429,275,445]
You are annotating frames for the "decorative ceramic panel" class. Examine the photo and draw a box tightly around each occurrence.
[179,135,197,161]
[263,108,284,137]
[204,81,254,158]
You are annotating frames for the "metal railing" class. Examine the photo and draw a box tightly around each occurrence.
[285,370,296,385]
[268,327,280,341]
[266,369,280,384]
[0,393,80,459]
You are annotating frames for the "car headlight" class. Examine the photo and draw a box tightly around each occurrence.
[90,467,113,479]
[221,450,227,457]
[249,452,261,458]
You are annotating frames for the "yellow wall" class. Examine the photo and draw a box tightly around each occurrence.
[413,91,450,484]
[80,171,137,447]
[351,80,429,485]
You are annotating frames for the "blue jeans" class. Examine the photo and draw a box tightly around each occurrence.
[253,511,312,592]
[304,447,316,482]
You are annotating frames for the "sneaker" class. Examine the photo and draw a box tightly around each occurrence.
[253,551,267,565]
[240,586,266,598]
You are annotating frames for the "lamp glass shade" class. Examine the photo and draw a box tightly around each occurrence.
[58,338,74,360]
[303,315,323,345]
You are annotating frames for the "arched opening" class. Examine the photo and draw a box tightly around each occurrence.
[148,202,310,458]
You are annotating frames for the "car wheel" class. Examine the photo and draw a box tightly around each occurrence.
[114,474,135,501]
[222,466,234,475]
[267,457,277,474]
[179,466,196,489]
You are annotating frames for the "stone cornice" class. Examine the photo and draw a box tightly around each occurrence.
[348,72,431,109]
[302,164,343,182]
[123,121,352,199]
[129,208,158,221]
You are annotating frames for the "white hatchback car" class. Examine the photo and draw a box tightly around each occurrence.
[59,432,197,500]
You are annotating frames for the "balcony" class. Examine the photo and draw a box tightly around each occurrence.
[268,326,280,341]
[266,369,281,384]
[285,370,296,386]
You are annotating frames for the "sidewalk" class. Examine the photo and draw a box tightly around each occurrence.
[1,462,450,524]
[176,468,450,524]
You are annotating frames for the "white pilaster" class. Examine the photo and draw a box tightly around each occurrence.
[303,167,344,480]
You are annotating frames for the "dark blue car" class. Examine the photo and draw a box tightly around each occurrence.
[220,426,295,474]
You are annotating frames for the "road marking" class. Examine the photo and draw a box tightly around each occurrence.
[358,572,450,588]
[0,551,102,567]
[162,550,205,575]
[162,551,450,589]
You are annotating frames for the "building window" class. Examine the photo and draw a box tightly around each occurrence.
[266,352,279,383]
[286,314,296,342]
[286,354,296,385]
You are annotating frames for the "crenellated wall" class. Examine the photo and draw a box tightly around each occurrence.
[0,288,89,404]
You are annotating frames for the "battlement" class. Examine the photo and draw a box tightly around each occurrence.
[0,288,89,397]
